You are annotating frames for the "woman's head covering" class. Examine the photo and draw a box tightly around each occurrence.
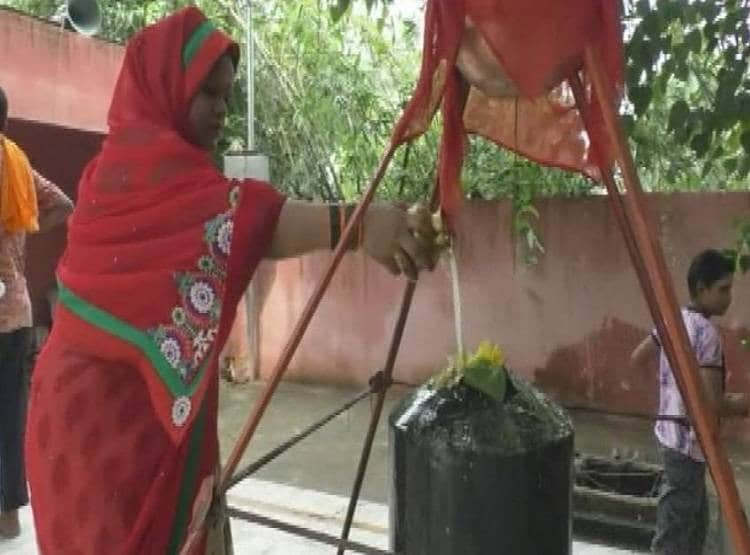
[108,6,238,138]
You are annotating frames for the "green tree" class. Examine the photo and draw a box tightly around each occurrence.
[623,0,750,188]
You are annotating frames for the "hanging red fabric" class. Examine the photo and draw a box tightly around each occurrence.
[391,0,624,228]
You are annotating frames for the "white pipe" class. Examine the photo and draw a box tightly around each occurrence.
[245,0,255,151]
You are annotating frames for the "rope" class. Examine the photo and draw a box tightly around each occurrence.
[226,506,395,555]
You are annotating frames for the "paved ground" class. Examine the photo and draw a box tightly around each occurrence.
[1,477,642,554]
[4,379,748,554]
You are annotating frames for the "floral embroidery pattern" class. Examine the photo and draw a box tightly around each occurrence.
[172,396,192,427]
[148,187,239,388]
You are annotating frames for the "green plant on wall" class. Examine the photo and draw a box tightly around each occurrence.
[724,219,750,274]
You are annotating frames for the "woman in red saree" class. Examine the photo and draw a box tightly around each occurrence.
[25,7,436,555]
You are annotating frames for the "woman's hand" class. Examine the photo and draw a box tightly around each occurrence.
[362,203,441,281]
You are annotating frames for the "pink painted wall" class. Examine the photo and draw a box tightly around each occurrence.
[1,8,122,133]
[254,193,750,439]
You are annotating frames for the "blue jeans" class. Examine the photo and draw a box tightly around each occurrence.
[652,445,708,555]
[0,328,31,512]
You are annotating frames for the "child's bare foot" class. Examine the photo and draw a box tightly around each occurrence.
[0,510,20,539]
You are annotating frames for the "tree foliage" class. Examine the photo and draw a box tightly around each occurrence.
[623,0,750,188]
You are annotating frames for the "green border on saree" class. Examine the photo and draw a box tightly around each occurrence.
[57,280,209,399]
[167,403,207,555]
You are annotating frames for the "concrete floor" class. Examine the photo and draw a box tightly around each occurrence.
[4,379,749,554]
[218,380,750,503]
[2,477,640,555]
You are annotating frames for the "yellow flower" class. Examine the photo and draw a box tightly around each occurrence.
[428,341,506,393]
[467,340,504,368]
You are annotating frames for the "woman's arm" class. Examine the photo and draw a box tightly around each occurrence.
[265,200,331,260]
[266,201,438,280]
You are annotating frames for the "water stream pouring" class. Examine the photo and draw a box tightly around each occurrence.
[447,246,464,362]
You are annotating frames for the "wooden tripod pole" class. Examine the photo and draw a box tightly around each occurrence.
[568,74,668,402]
[220,142,400,491]
[584,46,750,554]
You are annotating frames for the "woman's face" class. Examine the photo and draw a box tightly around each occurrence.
[188,54,235,150]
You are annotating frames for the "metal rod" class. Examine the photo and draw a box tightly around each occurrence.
[337,125,449,552]
[226,388,372,490]
[584,46,750,553]
[220,142,400,492]
[338,282,417,554]
[226,506,394,555]
[572,72,677,407]
[569,71,677,426]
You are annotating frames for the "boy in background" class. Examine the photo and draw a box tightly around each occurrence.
[631,249,749,555]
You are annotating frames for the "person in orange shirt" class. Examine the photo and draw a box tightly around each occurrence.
[0,85,73,539]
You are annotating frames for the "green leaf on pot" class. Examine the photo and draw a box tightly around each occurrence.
[463,362,507,402]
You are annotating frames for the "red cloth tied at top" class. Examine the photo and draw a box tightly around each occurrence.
[392,0,624,227]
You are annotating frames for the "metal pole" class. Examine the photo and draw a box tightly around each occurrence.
[337,282,417,554]
[245,0,255,151]
[338,147,445,554]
